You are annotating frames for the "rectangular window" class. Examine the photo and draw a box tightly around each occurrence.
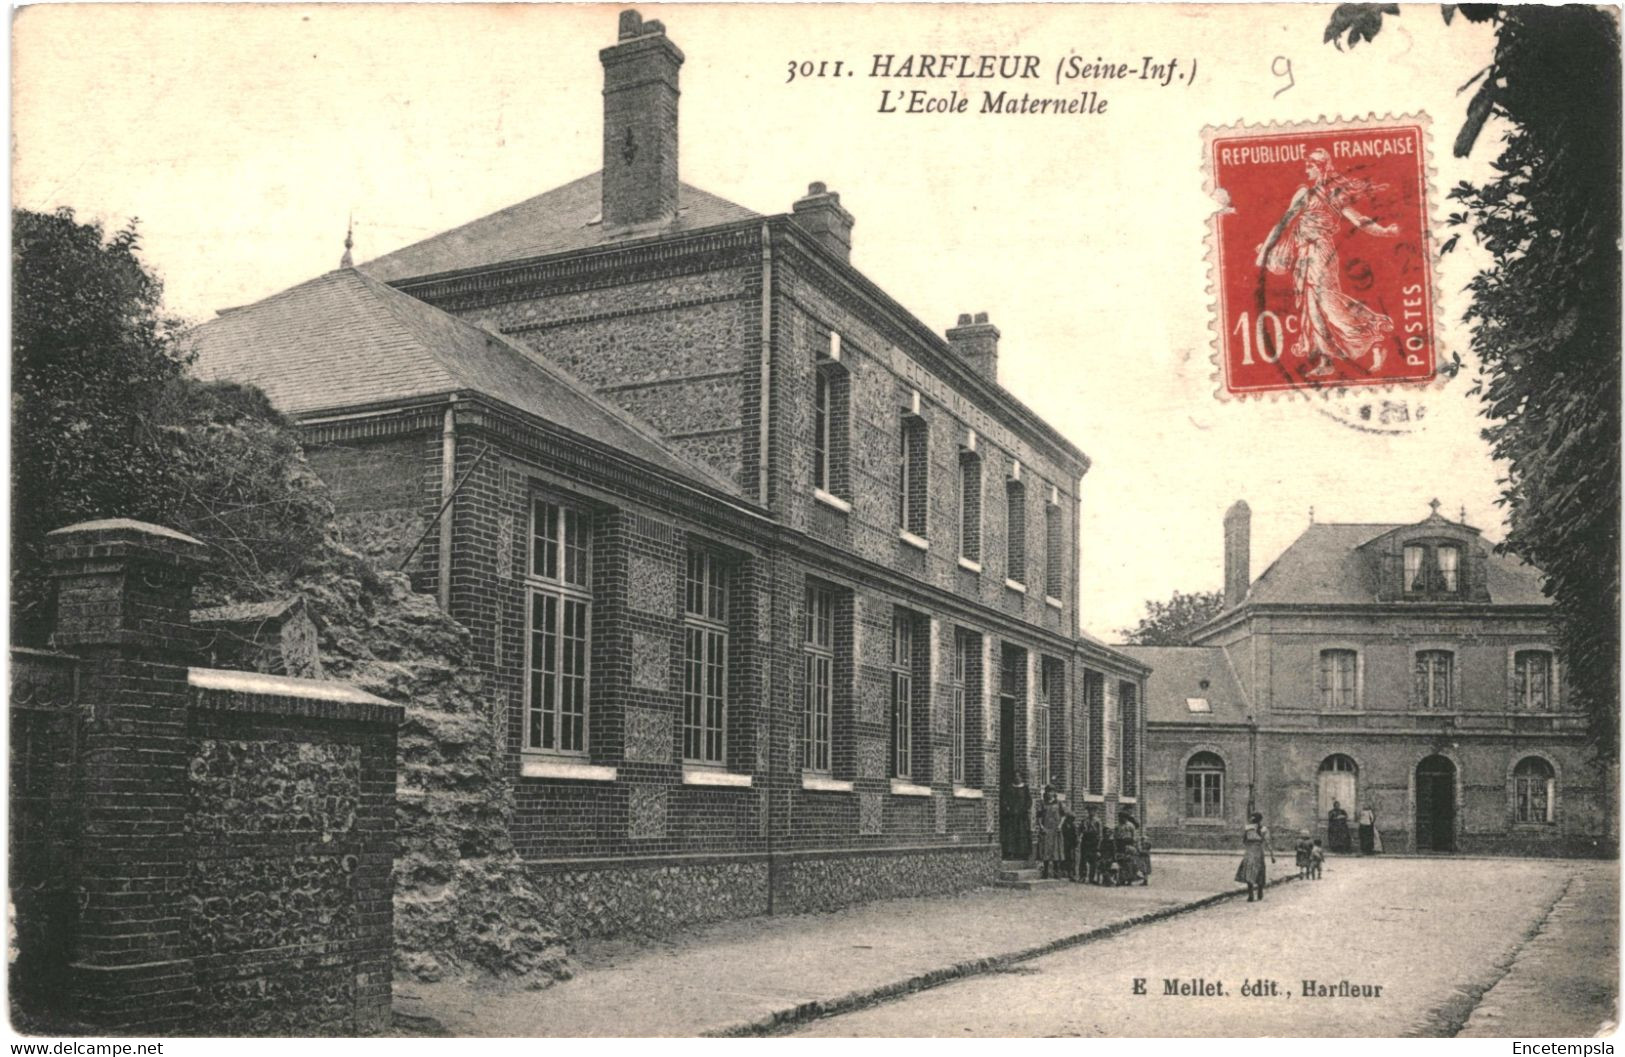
[814,371,831,492]
[527,500,592,753]
[1415,650,1453,709]
[1034,659,1052,788]
[1515,651,1552,711]
[952,631,969,784]
[959,455,982,562]
[1043,658,1067,791]
[1120,681,1138,798]
[1437,545,1460,592]
[1006,480,1026,584]
[898,418,927,536]
[1320,650,1357,710]
[1044,501,1064,600]
[1185,756,1224,818]
[683,549,728,764]
[1403,545,1425,592]
[1085,671,1105,796]
[891,611,914,779]
[802,585,834,772]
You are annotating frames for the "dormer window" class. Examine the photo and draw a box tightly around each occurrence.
[1402,540,1466,598]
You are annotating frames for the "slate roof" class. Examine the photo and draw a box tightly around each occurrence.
[361,171,760,283]
[1241,522,1549,607]
[187,267,740,496]
[1116,645,1251,726]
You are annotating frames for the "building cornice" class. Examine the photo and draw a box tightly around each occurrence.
[1192,600,1553,641]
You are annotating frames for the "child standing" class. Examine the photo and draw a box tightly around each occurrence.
[1295,831,1313,880]
[1310,838,1325,880]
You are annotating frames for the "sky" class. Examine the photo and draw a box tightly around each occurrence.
[12,3,1509,640]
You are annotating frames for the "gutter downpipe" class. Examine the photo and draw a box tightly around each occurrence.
[439,399,457,612]
[759,222,776,915]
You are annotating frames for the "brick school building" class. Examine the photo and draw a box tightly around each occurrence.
[190,9,1147,938]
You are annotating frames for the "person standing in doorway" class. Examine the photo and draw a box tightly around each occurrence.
[1235,812,1275,902]
[1077,805,1103,884]
[1001,770,1033,861]
[1358,804,1376,854]
[1328,800,1351,853]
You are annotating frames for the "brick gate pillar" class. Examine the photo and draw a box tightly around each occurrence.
[46,519,207,1032]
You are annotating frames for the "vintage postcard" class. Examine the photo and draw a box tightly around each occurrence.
[9,2,1620,1044]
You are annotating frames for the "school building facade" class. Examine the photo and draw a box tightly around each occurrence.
[191,9,1147,938]
[1125,501,1614,859]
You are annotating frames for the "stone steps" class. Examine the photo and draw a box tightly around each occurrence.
[994,860,1070,889]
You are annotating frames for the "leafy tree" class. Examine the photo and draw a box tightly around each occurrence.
[1323,6,1622,760]
[12,208,330,642]
[1119,589,1225,646]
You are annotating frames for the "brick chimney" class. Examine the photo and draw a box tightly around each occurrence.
[599,9,684,231]
[791,182,855,262]
[1223,500,1251,609]
[945,312,1000,382]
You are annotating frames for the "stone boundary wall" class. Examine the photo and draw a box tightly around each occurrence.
[9,520,403,1035]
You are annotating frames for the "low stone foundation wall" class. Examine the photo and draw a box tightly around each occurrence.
[774,843,1001,914]
[526,842,1001,939]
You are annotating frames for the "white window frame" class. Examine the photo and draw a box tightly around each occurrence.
[1513,649,1556,712]
[952,630,969,785]
[525,498,592,756]
[803,584,835,773]
[1319,648,1360,710]
[1413,648,1456,710]
[683,548,729,765]
[891,610,914,780]
[1185,752,1225,819]
[1512,757,1557,824]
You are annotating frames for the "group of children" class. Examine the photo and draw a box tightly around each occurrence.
[1294,832,1327,880]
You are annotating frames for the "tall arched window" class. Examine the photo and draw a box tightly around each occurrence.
[1513,757,1556,824]
[1185,752,1224,818]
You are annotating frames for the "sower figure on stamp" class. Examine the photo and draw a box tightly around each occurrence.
[1255,148,1399,377]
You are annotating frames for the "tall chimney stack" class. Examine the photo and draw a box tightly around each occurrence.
[1223,500,1251,609]
[599,10,684,231]
[791,182,855,262]
[945,312,1000,383]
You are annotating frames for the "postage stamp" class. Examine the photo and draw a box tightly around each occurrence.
[1204,115,1439,398]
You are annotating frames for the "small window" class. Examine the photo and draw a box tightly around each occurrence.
[1436,545,1460,592]
[1513,757,1555,824]
[812,352,850,500]
[1185,697,1211,713]
[1320,649,1357,710]
[1185,752,1224,818]
[1044,500,1064,600]
[898,416,928,537]
[959,453,982,563]
[1005,479,1027,585]
[1403,545,1426,592]
[1515,651,1553,711]
[1415,650,1453,709]
[683,549,728,765]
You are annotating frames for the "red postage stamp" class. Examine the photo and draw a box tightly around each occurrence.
[1205,115,1438,397]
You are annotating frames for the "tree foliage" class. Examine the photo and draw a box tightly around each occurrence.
[1323,7,1622,760]
[12,208,331,642]
[1119,589,1226,646]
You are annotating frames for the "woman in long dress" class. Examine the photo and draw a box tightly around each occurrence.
[1036,786,1065,878]
[1235,812,1276,902]
[1254,148,1400,378]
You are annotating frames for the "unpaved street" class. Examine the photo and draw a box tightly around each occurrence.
[795,858,1617,1037]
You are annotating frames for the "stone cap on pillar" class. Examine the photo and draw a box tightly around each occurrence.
[45,519,209,651]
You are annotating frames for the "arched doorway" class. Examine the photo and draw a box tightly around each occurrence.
[1415,755,1457,852]
[1318,755,1357,852]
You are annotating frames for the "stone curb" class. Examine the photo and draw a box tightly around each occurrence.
[702,874,1299,1037]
